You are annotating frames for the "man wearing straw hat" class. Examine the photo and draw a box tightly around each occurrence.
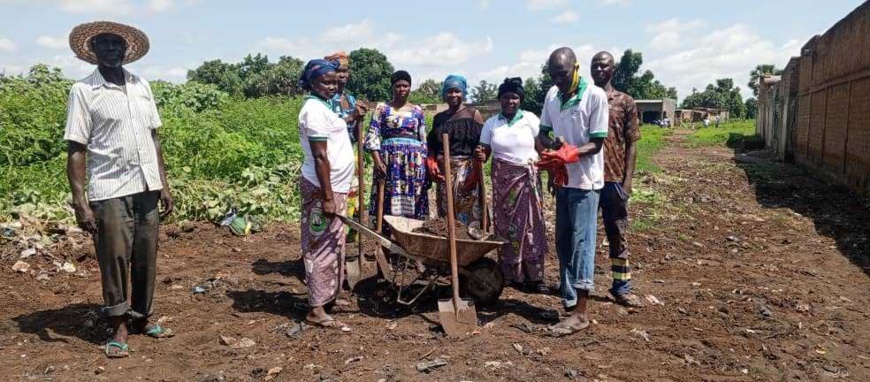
[64,21,174,358]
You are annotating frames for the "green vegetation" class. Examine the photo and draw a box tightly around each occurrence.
[1,59,683,227]
[685,120,758,147]
[635,125,671,174]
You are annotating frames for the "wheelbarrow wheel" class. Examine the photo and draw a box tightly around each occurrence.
[459,257,504,307]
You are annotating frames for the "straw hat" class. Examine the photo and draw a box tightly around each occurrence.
[69,21,150,65]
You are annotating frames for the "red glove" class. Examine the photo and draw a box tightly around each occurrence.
[426,155,443,182]
[537,144,580,187]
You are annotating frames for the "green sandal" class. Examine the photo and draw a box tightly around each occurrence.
[143,324,174,338]
[105,341,130,358]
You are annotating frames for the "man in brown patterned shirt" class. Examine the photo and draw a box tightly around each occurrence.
[591,51,643,308]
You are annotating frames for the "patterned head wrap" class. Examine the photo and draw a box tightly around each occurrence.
[298,59,340,90]
[324,51,349,69]
[441,74,467,99]
[498,77,525,100]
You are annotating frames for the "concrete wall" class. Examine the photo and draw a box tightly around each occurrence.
[636,98,676,126]
[793,1,870,196]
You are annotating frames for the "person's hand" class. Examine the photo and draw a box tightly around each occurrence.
[547,173,556,196]
[474,145,487,162]
[426,156,444,183]
[73,202,97,234]
[374,157,387,177]
[160,189,174,218]
[322,199,337,216]
[352,103,368,121]
[621,180,633,198]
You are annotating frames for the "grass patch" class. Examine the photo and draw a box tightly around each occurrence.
[685,120,759,148]
[635,126,671,174]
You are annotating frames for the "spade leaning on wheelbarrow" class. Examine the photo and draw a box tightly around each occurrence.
[338,132,505,336]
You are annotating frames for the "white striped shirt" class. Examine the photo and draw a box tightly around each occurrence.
[64,68,164,201]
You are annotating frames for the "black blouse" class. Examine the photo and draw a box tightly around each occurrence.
[427,106,484,157]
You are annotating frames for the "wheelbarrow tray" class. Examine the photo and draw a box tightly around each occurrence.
[383,216,503,267]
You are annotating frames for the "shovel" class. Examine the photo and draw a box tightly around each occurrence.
[344,115,366,289]
[437,132,478,336]
[477,158,489,233]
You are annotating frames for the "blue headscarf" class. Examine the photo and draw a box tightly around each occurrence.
[298,59,340,90]
[441,74,467,99]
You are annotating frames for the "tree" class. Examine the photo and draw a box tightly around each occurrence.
[187,59,244,97]
[748,64,783,97]
[681,78,745,118]
[347,48,394,102]
[610,49,675,101]
[471,80,498,103]
[417,79,442,99]
[612,49,643,94]
[521,63,553,115]
[744,98,758,119]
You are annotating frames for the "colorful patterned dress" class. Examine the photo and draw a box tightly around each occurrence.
[364,103,429,226]
[428,106,484,226]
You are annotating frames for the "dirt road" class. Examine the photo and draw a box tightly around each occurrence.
[2,130,868,381]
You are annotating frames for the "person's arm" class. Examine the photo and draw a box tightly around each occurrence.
[67,142,95,233]
[152,130,173,217]
[364,105,386,176]
[581,89,610,157]
[476,116,493,162]
[537,94,558,150]
[622,99,640,196]
[63,84,96,233]
[309,140,336,215]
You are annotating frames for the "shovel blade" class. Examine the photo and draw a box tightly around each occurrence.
[345,256,362,289]
[437,298,478,337]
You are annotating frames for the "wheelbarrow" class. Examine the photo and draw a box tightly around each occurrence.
[338,215,506,307]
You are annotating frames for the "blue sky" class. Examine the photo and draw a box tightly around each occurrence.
[0,0,864,100]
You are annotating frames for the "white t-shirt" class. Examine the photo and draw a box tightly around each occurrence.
[480,110,541,165]
[540,82,609,190]
[299,96,354,193]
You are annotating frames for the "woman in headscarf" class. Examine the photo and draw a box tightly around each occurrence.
[364,70,429,224]
[427,74,485,226]
[297,58,366,329]
[474,77,549,293]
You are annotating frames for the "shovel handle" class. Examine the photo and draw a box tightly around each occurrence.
[376,180,385,233]
[357,122,366,255]
[477,160,488,232]
[442,133,461,314]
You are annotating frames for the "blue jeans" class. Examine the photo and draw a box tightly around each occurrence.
[555,187,600,308]
[600,182,632,296]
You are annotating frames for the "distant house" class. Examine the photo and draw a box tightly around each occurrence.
[635,98,677,126]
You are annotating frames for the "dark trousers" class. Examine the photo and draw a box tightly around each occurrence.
[90,191,160,319]
[600,182,632,295]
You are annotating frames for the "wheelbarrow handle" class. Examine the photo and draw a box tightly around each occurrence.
[335,215,410,258]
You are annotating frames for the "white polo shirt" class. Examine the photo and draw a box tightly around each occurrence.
[299,95,354,193]
[540,81,609,190]
[64,68,164,201]
[480,110,541,165]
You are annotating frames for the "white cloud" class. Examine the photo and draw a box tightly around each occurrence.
[0,37,16,52]
[479,0,490,9]
[321,19,374,44]
[525,0,567,10]
[148,0,174,12]
[646,18,707,50]
[255,21,493,84]
[644,23,805,100]
[139,65,188,81]
[552,10,578,24]
[601,0,629,5]
[36,35,68,50]
[479,44,602,85]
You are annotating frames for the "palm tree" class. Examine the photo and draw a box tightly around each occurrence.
[748,64,783,97]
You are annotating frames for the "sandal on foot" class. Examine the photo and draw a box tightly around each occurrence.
[612,292,644,308]
[547,319,589,337]
[105,341,130,358]
[143,324,174,338]
[305,316,350,332]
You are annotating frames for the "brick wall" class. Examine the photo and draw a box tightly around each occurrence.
[793,1,870,196]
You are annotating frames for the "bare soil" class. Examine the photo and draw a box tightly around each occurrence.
[413,218,473,240]
[1,130,868,381]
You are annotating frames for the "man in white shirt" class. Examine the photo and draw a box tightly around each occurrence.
[65,21,173,358]
[538,47,609,335]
